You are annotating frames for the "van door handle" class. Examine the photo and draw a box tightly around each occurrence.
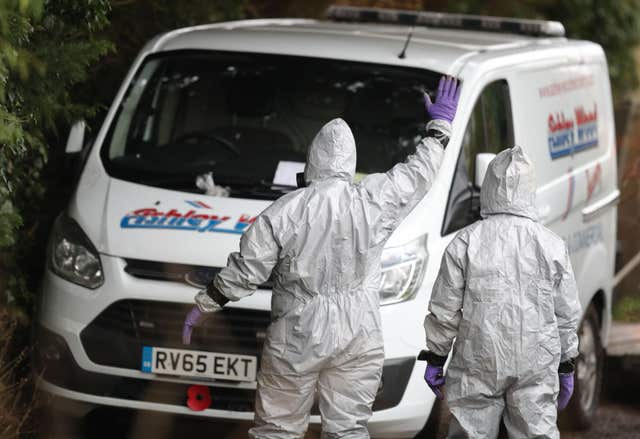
[582,189,620,222]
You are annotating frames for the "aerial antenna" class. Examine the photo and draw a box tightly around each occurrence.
[398,26,414,59]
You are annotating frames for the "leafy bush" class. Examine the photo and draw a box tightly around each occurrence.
[0,0,250,316]
[0,0,112,313]
[444,0,640,102]
[1,6,248,435]
[614,295,640,322]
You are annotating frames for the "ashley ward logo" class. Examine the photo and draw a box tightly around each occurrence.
[120,207,256,235]
[547,103,598,160]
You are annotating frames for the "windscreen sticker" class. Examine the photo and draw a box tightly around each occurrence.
[547,103,598,159]
[120,208,256,235]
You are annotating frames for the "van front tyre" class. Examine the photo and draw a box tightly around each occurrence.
[560,305,603,430]
[415,397,447,439]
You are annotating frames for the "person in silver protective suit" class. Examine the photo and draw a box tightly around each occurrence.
[183,76,460,438]
[423,146,581,439]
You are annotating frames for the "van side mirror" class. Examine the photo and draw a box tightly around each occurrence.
[65,120,86,154]
[63,120,92,185]
[474,153,496,188]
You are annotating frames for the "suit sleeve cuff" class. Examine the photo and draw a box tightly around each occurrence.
[558,358,576,374]
[425,120,452,149]
[207,281,230,307]
[195,290,222,313]
[418,350,448,366]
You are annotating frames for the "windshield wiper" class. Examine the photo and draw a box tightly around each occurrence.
[135,173,298,198]
[222,178,297,194]
[208,178,297,200]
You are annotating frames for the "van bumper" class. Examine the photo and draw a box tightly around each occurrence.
[39,377,433,438]
[36,258,435,438]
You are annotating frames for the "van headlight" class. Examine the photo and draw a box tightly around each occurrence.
[48,214,104,289]
[379,234,428,305]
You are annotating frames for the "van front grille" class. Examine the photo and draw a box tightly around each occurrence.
[124,259,221,283]
[80,300,271,370]
[123,258,273,289]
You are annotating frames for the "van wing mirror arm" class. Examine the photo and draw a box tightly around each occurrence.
[474,152,496,189]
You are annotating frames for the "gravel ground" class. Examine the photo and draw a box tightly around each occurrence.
[38,356,640,439]
[426,398,640,439]
[41,397,640,439]
[562,402,640,439]
[40,396,640,438]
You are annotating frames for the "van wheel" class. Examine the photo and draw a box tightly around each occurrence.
[415,398,447,439]
[560,305,603,430]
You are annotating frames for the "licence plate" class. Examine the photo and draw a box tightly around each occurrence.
[141,346,257,382]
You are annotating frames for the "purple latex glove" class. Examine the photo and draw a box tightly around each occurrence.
[558,373,574,410]
[182,306,206,345]
[424,76,461,123]
[424,364,446,400]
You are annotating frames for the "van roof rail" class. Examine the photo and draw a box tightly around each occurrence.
[325,5,565,38]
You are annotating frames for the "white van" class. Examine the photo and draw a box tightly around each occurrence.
[36,6,618,437]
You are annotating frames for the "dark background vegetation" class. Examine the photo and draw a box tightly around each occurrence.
[1,0,639,436]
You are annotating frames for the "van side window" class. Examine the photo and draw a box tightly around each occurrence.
[442,80,514,235]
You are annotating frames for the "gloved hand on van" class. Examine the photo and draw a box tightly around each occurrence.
[424,76,460,124]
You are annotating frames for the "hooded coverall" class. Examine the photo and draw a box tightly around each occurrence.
[211,118,450,438]
[424,146,581,439]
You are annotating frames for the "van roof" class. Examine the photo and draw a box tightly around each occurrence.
[149,19,596,74]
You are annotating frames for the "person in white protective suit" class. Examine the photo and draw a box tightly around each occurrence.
[183,76,460,438]
[422,146,581,439]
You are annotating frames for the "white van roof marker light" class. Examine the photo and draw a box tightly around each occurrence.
[326,5,566,38]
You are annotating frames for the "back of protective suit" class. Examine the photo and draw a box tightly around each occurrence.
[212,117,449,439]
[424,146,581,439]
[217,117,448,360]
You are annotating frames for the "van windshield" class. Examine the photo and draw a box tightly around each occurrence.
[102,51,442,199]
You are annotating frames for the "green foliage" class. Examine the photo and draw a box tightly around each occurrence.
[551,0,640,100]
[79,0,247,123]
[0,0,112,311]
[613,295,640,322]
[2,0,640,315]
[0,0,250,313]
[0,1,41,250]
[444,0,640,102]
[0,1,43,312]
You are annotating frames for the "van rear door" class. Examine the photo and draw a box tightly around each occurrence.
[507,55,618,308]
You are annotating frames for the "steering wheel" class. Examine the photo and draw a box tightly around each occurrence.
[173,131,241,156]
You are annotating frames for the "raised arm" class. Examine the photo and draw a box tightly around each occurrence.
[359,77,460,243]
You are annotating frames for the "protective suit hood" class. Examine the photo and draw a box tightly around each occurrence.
[304,118,356,184]
[480,146,537,220]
